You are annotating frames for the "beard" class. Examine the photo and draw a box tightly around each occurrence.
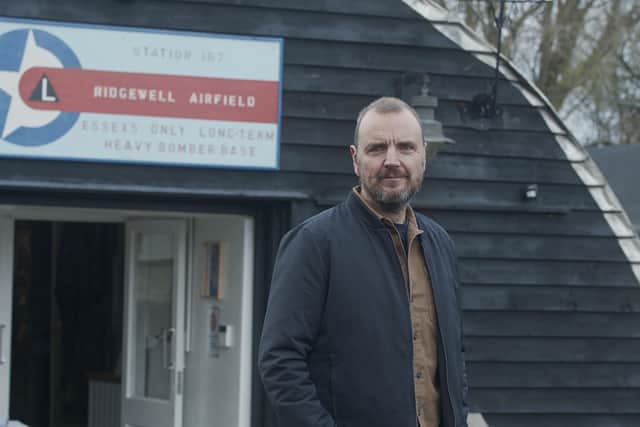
[361,175,422,214]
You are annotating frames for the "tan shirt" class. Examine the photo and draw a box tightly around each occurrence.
[354,188,440,427]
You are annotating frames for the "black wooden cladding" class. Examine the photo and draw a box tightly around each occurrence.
[1,0,456,48]
[282,119,567,161]
[428,154,581,185]
[469,389,640,413]
[466,337,640,362]
[462,285,640,312]
[464,312,640,337]
[459,259,638,287]
[179,0,422,19]
[284,38,498,77]
[282,93,550,132]
[320,181,601,212]
[442,128,568,160]
[284,66,531,106]
[2,0,640,425]
[168,4,455,48]
[484,414,640,427]
[467,362,640,387]
[453,234,628,262]
[428,210,616,236]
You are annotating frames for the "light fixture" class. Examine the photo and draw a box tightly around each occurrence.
[524,184,538,200]
[409,75,455,163]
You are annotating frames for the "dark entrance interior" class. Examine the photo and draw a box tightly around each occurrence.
[10,221,124,427]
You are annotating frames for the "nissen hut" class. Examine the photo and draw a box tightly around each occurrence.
[0,1,639,427]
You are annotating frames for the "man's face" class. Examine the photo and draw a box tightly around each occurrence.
[350,109,426,212]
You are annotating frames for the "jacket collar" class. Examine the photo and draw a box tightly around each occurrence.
[347,187,386,229]
[348,186,420,231]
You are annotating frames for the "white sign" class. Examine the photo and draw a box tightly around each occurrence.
[0,17,283,169]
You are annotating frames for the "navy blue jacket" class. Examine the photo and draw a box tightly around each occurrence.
[259,192,468,427]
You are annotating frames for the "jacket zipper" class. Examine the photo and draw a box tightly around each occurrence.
[385,227,418,426]
[423,243,458,427]
[405,231,419,427]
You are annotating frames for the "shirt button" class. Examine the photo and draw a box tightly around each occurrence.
[413,331,418,340]
[416,371,423,379]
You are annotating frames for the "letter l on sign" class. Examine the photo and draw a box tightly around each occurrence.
[41,77,56,102]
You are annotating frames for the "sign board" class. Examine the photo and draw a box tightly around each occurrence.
[0,17,283,170]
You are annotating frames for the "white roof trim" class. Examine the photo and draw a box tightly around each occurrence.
[589,188,617,212]
[556,136,587,162]
[473,53,519,81]
[404,0,449,21]
[604,213,637,238]
[540,110,565,135]
[620,239,640,262]
[433,23,493,53]
[573,162,605,187]
[512,82,545,107]
[404,0,640,283]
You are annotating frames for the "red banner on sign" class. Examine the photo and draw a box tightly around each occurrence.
[19,67,279,123]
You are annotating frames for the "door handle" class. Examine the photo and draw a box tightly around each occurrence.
[0,324,6,365]
[163,328,175,370]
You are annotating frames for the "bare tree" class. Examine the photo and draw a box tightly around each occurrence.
[589,20,640,145]
[435,0,640,145]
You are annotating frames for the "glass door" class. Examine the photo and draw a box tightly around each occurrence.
[121,220,187,427]
[0,217,14,426]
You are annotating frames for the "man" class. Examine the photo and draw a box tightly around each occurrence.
[259,97,468,427]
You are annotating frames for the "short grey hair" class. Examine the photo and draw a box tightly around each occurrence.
[353,97,424,146]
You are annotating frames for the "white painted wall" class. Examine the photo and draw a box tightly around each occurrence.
[183,215,254,427]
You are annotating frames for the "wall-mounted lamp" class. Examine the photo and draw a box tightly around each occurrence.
[409,75,454,164]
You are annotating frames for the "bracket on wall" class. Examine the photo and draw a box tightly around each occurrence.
[396,71,427,101]
[459,0,551,119]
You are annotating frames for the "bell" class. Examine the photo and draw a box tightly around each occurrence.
[410,75,454,163]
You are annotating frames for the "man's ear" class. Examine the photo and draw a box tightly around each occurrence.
[422,141,428,168]
[349,144,359,176]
